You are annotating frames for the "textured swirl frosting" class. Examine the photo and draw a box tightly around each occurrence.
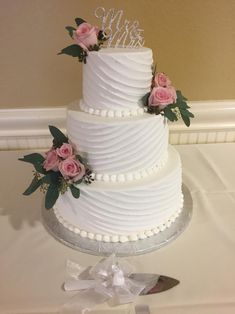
[54,146,183,242]
[67,107,168,180]
[82,48,153,114]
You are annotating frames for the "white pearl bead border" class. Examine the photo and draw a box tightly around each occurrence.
[53,194,184,243]
[80,101,145,118]
[94,152,168,183]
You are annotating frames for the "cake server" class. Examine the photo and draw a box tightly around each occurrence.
[129,273,179,295]
[65,271,179,295]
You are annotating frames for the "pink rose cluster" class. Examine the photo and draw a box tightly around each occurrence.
[149,73,177,109]
[43,143,85,183]
[73,22,99,51]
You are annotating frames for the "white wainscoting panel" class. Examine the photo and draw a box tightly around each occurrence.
[0,107,66,150]
[169,100,235,144]
[0,100,235,150]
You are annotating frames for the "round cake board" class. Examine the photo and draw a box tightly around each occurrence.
[41,184,193,257]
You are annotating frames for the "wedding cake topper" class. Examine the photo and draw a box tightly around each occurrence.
[95,7,145,48]
[58,8,145,63]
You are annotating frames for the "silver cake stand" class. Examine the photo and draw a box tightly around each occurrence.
[41,184,193,256]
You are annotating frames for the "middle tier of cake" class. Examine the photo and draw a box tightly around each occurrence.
[67,106,169,182]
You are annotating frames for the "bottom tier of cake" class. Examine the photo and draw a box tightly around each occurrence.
[54,145,183,243]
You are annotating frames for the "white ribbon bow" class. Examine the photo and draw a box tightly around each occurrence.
[61,254,146,313]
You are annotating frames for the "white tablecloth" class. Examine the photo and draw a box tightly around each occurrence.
[0,143,235,314]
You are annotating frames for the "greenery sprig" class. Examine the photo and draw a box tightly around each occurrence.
[19,126,93,209]
[142,71,194,127]
[163,91,194,127]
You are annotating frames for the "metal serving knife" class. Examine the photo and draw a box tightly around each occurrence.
[129,273,179,295]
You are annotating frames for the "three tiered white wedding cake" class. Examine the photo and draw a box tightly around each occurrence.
[54,47,183,243]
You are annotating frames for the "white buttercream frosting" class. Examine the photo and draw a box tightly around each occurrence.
[82,48,153,113]
[67,107,169,178]
[80,100,145,118]
[55,47,185,243]
[54,146,183,242]
[93,151,168,182]
[54,204,183,243]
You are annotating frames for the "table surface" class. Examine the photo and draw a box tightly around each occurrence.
[1,143,235,314]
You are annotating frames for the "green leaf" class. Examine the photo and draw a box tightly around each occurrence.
[141,92,150,107]
[167,103,177,110]
[19,153,47,174]
[163,106,178,122]
[41,174,52,184]
[180,108,194,118]
[152,64,157,76]
[23,176,42,195]
[45,184,59,209]
[41,173,53,184]
[58,44,84,58]
[65,26,76,38]
[41,172,61,187]
[75,17,86,26]
[70,185,80,198]
[50,171,61,184]
[34,163,48,174]
[179,108,192,127]
[176,100,190,109]
[188,111,194,118]
[19,153,44,165]
[176,90,188,101]
[48,125,68,148]
[181,114,191,127]
[76,154,84,163]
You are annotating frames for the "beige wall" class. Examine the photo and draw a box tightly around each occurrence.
[0,0,235,109]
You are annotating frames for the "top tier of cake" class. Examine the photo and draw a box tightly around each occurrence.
[81,47,153,117]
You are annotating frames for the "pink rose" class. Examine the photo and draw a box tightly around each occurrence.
[59,157,85,182]
[149,86,176,109]
[154,72,171,87]
[56,143,73,159]
[43,149,60,172]
[73,22,98,51]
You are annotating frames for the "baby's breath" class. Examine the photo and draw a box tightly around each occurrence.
[59,178,69,194]
[33,171,41,180]
[172,107,181,120]
[40,183,49,194]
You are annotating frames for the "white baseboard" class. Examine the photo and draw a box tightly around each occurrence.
[169,100,235,144]
[0,100,235,150]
